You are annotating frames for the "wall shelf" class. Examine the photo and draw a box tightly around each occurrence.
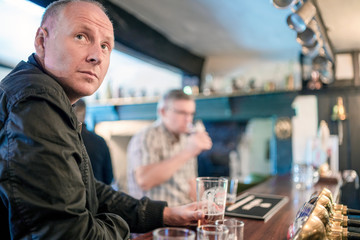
[87,90,298,124]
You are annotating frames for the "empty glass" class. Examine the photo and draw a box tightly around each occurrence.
[292,163,319,190]
[197,224,229,240]
[216,218,244,240]
[225,178,239,206]
[152,227,195,240]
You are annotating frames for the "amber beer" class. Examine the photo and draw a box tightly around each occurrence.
[226,201,234,207]
[198,212,224,226]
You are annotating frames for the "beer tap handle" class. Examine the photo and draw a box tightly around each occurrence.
[349,227,360,234]
[348,219,360,228]
[348,209,360,216]
[347,232,360,240]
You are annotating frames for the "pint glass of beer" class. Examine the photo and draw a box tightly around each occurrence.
[196,177,228,226]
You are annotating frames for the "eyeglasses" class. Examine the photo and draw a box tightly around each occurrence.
[168,108,196,117]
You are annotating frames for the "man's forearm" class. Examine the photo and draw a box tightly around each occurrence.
[135,150,195,190]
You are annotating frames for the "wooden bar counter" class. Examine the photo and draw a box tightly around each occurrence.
[131,174,341,240]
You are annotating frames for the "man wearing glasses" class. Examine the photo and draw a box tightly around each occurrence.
[127,89,212,206]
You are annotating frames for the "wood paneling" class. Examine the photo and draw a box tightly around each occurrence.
[316,88,360,176]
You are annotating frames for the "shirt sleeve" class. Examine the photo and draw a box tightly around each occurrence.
[127,127,162,173]
[141,127,163,165]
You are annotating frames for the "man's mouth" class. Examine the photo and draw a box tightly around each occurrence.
[79,71,98,79]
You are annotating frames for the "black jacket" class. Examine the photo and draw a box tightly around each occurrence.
[0,54,167,239]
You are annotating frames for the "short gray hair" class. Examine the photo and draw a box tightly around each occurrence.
[157,89,194,111]
[41,0,109,27]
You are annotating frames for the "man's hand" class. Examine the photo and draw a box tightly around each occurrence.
[163,202,203,226]
[134,131,211,190]
[186,132,212,156]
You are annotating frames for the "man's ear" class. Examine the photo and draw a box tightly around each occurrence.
[34,27,47,59]
[159,107,166,118]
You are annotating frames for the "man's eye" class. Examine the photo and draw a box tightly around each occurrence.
[102,43,113,52]
[101,44,109,50]
[75,34,85,40]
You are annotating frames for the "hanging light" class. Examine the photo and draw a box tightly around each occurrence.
[313,54,334,84]
[297,28,317,47]
[287,1,316,33]
[296,20,318,47]
[271,0,335,63]
[302,41,321,58]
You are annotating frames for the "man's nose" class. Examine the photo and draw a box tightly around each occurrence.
[87,44,103,64]
[185,114,194,121]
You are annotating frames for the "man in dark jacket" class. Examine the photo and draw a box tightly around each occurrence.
[0,0,202,239]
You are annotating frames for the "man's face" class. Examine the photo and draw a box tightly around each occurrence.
[36,2,114,103]
[161,99,196,134]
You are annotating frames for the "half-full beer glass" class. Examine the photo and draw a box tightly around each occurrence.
[196,177,228,226]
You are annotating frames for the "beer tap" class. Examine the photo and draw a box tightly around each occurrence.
[320,188,360,216]
[331,212,360,228]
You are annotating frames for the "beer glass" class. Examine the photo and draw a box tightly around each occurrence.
[216,218,244,240]
[225,177,238,206]
[196,177,228,226]
[152,227,195,240]
[197,224,229,240]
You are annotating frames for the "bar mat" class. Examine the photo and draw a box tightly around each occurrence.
[225,192,288,222]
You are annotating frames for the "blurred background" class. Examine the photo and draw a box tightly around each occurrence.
[1,0,359,193]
